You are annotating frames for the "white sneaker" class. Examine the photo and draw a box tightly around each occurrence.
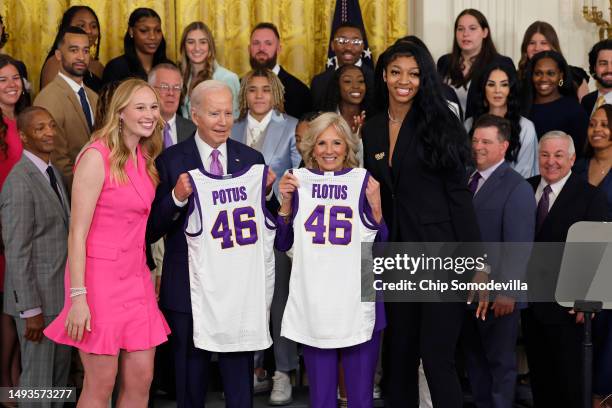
[254,371,271,394]
[269,371,292,405]
[373,383,382,399]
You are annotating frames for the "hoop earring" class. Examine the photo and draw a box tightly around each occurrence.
[558,79,564,87]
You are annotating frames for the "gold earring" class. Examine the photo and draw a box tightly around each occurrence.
[118,118,123,135]
[558,79,564,87]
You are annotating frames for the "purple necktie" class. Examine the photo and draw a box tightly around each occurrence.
[468,172,482,195]
[163,123,173,148]
[536,185,552,231]
[209,149,223,176]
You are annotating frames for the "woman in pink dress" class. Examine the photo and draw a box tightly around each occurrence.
[44,78,170,407]
[0,54,28,396]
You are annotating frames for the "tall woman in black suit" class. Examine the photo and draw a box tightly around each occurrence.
[362,41,480,408]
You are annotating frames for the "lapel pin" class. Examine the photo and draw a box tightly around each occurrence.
[235,158,240,162]
[375,152,385,161]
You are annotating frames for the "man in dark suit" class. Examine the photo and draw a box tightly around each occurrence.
[0,107,72,403]
[147,62,197,402]
[462,115,536,408]
[581,39,612,116]
[147,80,274,408]
[248,22,311,119]
[310,22,374,110]
[148,63,196,148]
[523,130,608,408]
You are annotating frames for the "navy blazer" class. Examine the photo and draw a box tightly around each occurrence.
[473,162,536,301]
[147,136,266,313]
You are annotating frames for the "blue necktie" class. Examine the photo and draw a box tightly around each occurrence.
[78,87,93,131]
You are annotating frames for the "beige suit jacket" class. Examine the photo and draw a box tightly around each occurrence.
[34,75,98,191]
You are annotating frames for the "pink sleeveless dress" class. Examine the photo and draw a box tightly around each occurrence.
[44,140,170,354]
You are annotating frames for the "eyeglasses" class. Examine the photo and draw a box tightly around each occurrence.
[334,37,364,46]
[155,84,182,94]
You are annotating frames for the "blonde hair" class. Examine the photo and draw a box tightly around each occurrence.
[90,79,163,185]
[238,69,285,120]
[301,112,359,169]
[179,22,217,96]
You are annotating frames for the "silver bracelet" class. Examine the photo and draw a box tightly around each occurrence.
[70,287,87,298]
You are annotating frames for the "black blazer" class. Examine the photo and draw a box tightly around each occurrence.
[176,115,196,144]
[362,110,480,243]
[310,63,375,111]
[146,136,267,313]
[526,173,608,323]
[102,54,170,86]
[437,53,515,120]
[580,90,597,116]
[277,66,312,119]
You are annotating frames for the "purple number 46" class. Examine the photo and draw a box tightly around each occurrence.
[304,205,353,245]
[211,207,258,249]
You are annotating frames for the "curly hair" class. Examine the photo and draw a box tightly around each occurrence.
[374,41,471,170]
[300,112,360,169]
[237,69,285,120]
[179,21,217,98]
[469,62,522,163]
[520,50,575,116]
[321,64,372,118]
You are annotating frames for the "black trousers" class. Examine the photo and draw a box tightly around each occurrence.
[382,302,465,408]
[522,307,582,408]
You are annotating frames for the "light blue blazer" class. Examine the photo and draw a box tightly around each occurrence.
[181,62,241,118]
[231,110,302,196]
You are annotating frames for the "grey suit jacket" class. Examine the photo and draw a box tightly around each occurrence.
[473,161,536,298]
[1,155,69,317]
[176,115,196,144]
[230,110,301,196]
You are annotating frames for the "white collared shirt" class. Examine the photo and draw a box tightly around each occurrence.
[165,114,178,146]
[172,133,228,207]
[592,90,612,115]
[57,71,94,125]
[470,158,505,194]
[246,111,273,147]
[535,171,572,211]
[272,64,281,75]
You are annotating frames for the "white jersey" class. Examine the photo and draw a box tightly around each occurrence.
[185,164,276,352]
[281,168,380,348]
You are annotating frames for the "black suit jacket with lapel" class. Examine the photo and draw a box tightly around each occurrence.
[362,110,480,243]
[176,115,197,144]
[526,173,608,323]
[277,67,312,119]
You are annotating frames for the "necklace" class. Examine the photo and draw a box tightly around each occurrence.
[593,157,611,175]
[388,109,401,124]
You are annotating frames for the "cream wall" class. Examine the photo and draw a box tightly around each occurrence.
[412,0,605,90]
